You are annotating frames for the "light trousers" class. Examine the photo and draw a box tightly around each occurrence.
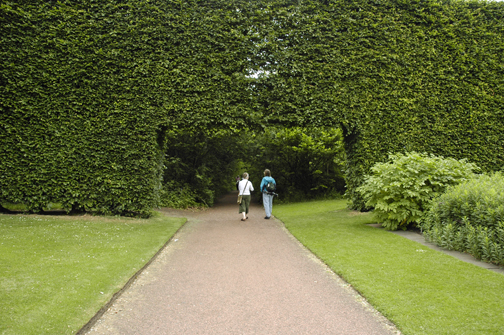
[262,193,274,217]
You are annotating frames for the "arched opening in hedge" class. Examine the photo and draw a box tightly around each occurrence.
[1,0,503,214]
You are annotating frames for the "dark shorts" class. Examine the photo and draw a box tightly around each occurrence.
[238,195,251,214]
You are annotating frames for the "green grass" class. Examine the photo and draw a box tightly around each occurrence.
[275,199,504,335]
[0,212,185,335]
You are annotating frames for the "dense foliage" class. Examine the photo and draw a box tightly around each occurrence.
[1,1,166,215]
[1,0,503,214]
[422,173,504,265]
[357,152,478,230]
[0,0,256,215]
[255,0,504,209]
[157,128,345,208]
[159,130,242,208]
[244,127,346,202]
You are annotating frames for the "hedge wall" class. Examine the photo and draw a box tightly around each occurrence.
[255,0,504,208]
[1,0,503,214]
[0,0,258,214]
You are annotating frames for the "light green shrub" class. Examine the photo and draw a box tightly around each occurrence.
[422,173,504,265]
[357,152,478,230]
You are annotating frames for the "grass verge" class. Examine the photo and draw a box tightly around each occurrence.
[275,199,504,335]
[0,211,185,335]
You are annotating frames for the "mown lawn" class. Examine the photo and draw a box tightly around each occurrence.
[275,199,504,335]
[0,212,185,335]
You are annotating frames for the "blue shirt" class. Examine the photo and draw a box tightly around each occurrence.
[260,176,276,193]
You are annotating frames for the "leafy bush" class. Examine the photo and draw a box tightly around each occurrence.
[357,152,478,230]
[422,173,504,265]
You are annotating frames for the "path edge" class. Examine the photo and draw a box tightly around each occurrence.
[274,217,402,335]
[76,215,189,335]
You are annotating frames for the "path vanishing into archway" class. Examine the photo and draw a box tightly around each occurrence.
[84,192,400,335]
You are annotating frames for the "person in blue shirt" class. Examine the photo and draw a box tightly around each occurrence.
[260,169,276,219]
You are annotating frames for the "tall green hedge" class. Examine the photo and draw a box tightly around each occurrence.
[1,1,161,214]
[0,0,257,214]
[1,0,503,214]
[256,0,504,208]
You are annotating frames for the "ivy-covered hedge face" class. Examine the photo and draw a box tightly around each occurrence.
[1,0,503,214]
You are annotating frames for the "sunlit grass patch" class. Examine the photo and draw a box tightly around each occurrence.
[0,211,185,335]
[276,199,504,335]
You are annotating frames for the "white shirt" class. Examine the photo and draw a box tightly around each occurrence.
[238,178,254,195]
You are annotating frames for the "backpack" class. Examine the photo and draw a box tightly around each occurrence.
[265,181,276,192]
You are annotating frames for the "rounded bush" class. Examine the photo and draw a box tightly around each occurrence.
[357,152,478,230]
[422,173,504,265]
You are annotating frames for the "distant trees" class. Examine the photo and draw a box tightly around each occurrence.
[159,127,346,208]
[244,127,346,202]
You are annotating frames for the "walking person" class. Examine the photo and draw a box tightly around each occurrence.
[238,172,254,221]
[260,169,276,219]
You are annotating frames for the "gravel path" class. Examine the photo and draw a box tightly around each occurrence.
[83,192,400,335]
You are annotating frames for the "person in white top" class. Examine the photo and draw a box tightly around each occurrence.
[238,172,254,221]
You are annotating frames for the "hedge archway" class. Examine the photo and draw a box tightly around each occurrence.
[1,0,503,214]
